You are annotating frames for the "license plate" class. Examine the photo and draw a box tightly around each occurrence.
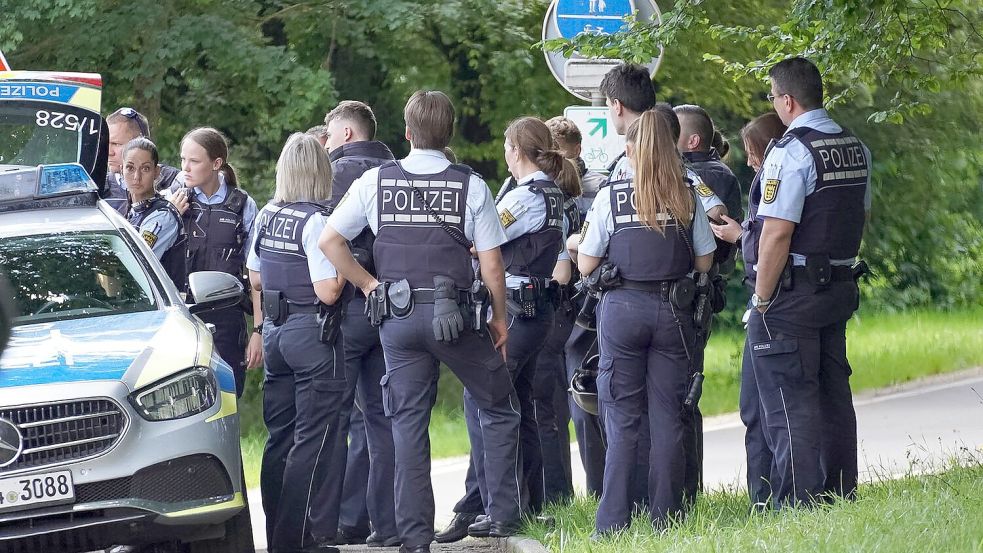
[0,470,74,512]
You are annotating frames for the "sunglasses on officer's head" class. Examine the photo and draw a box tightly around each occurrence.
[114,107,150,137]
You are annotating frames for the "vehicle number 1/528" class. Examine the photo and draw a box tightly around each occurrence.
[0,470,74,511]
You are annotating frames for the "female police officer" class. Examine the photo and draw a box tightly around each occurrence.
[247,133,347,553]
[175,127,260,396]
[121,137,187,288]
[578,107,715,533]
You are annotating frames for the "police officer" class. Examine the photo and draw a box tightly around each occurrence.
[578,107,716,533]
[441,117,571,540]
[320,90,522,553]
[726,57,871,508]
[712,112,787,507]
[314,100,399,548]
[546,116,608,217]
[104,108,180,214]
[121,137,187,287]
[176,127,259,397]
[247,133,346,553]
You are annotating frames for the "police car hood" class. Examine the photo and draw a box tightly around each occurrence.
[0,308,213,390]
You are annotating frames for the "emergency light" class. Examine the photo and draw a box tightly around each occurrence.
[0,163,98,209]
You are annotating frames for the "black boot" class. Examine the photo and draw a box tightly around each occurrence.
[434,511,481,543]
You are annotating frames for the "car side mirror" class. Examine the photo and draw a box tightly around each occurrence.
[187,271,244,315]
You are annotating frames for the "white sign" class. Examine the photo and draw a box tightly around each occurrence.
[543,0,663,101]
[564,106,626,172]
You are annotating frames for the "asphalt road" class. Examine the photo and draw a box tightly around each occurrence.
[250,368,983,552]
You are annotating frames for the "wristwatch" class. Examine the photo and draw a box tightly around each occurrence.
[252,323,264,335]
[751,293,771,309]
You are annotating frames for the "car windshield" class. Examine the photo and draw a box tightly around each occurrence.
[0,231,158,325]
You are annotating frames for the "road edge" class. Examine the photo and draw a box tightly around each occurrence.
[503,536,551,553]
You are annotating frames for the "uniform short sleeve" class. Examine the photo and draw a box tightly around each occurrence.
[756,139,813,223]
[688,170,725,214]
[578,191,614,258]
[328,171,375,240]
[498,187,546,242]
[303,213,339,282]
[245,205,271,272]
[690,194,717,257]
[138,210,179,260]
[470,176,508,252]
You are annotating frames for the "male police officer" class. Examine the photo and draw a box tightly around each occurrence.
[546,116,608,217]
[744,57,870,508]
[320,91,521,553]
[314,100,399,547]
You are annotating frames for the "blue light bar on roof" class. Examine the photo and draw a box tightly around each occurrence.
[38,163,96,196]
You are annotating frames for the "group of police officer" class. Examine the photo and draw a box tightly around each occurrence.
[101,54,869,553]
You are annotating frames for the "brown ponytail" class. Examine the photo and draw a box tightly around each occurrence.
[505,116,571,182]
[626,108,694,232]
[554,158,582,198]
[182,127,238,188]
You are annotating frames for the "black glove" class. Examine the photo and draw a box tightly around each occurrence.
[432,275,464,342]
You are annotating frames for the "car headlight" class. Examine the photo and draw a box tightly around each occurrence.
[129,366,217,421]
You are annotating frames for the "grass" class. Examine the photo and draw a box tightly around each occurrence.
[238,307,983,489]
[524,457,983,552]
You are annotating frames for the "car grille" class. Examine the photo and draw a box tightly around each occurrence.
[0,399,126,473]
[75,454,234,504]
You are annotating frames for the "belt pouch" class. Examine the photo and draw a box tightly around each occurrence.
[263,290,286,325]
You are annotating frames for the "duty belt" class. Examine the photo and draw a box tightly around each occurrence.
[618,279,673,302]
[410,289,471,304]
[285,302,321,315]
[791,265,855,282]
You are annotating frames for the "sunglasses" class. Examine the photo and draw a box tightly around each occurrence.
[114,107,150,137]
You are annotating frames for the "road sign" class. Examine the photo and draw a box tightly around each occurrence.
[543,0,663,101]
[564,105,626,172]
[555,0,635,39]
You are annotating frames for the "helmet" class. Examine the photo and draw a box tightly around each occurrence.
[569,353,599,416]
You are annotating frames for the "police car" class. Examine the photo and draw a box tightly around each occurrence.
[0,58,253,552]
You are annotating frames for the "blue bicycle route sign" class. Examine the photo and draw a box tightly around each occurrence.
[555,0,636,38]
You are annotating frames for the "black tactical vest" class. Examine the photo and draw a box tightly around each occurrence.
[329,141,396,275]
[607,179,694,281]
[563,193,583,236]
[256,203,326,305]
[186,187,249,279]
[742,168,765,282]
[373,162,474,289]
[785,126,868,259]
[500,179,565,279]
[127,196,188,288]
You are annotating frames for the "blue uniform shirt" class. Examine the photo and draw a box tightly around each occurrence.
[246,203,338,282]
[328,149,508,252]
[580,188,716,259]
[497,170,570,288]
[134,207,181,260]
[758,108,872,266]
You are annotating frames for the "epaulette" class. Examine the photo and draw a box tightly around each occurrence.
[774,134,796,148]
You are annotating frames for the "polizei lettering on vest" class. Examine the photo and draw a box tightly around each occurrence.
[812,137,867,172]
[380,179,463,224]
[269,215,299,241]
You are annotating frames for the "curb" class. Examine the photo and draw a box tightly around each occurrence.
[503,535,551,553]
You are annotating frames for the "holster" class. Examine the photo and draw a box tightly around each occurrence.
[366,283,391,327]
[317,302,343,344]
[692,273,713,332]
[781,256,794,291]
[469,280,489,335]
[263,290,286,326]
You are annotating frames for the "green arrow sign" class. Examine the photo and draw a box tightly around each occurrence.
[588,117,607,138]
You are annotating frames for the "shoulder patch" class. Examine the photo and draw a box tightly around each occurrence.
[141,230,159,248]
[499,208,517,228]
[763,179,780,204]
[695,183,714,198]
[578,221,589,244]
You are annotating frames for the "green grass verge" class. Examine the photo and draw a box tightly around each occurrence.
[238,307,983,488]
[523,460,983,552]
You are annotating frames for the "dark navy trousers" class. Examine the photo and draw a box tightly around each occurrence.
[535,306,576,504]
[260,313,346,552]
[456,308,553,516]
[740,335,773,505]
[199,307,247,397]
[338,408,371,534]
[311,296,396,541]
[595,290,693,532]
[746,281,859,508]
[379,306,521,548]
[564,319,606,497]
